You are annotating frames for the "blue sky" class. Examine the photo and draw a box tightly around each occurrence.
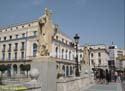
[0,0,124,49]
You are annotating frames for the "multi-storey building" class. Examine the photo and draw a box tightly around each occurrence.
[108,44,125,70]
[0,9,82,77]
[80,44,109,69]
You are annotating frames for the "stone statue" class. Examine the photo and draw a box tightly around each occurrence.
[37,8,57,56]
[82,46,90,65]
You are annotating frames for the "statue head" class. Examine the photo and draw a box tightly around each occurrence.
[44,8,52,19]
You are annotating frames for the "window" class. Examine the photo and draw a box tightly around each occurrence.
[10,36,12,40]
[21,52,24,60]
[8,53,11,61]
[8,44,11,51]
[80,54,82,58]
[21,42,25,50]
[22,33,25,38]
[65,50,68,59]
[3,44,6,51]
[56,36,58,40]
[69,51,71,60]
[15,43,18,50]
[4,37,6,40]
[33,43,37,57]
[91,60,94,65]
[66,66,69,76]
[33,31,37,36]
[15,52,17,60]
[70,66,73,75]
[91,53,93,57]
[22,26,24,28]
[16,34,18,39]
[55,47,58,58]
[2,53,5,61]
[0,37,1,41]
[62,49,64,59]
[16,27,18,29]
[62,38,64,43]
[99,59,101,65]
[98,52,101,57]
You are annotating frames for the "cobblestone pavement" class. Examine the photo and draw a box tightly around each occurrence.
[121,82,125,91]
[85,82,122,91]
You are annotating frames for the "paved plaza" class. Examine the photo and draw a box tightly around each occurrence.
[84,82,124,91]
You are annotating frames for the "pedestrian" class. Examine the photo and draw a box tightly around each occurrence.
[100,69,105,84]
[109,70,112,82]
[120,72,124,83]
[114,71,118,82]
[117,72,121,83]
[105,69,110,84]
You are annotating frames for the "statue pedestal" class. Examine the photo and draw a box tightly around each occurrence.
[81,64,91,77]
[31,56,56,91]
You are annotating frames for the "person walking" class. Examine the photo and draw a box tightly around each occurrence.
[109,70,112,82]
[114,71,118,82]
[105,69,110,84]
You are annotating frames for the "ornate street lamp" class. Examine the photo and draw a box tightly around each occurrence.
[74,33,80,76]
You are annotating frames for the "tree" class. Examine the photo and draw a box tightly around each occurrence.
[25,64,31,78]
[20,64,25,71]
[20,64,31,77]
[0,65,8,78]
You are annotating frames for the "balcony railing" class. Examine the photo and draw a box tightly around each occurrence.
[20,48,25,51]
[2,49,5,52]
[8,49,11,52]
[14,48,18,51]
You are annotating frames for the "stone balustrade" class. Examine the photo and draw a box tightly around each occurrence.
[57,76,94,91]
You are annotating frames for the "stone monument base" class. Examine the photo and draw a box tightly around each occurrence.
[31,56,56,91]
[81,64,91,77]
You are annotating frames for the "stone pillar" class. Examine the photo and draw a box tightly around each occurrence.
[31,56,56,91]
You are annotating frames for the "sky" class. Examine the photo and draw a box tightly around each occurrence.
[0,0,124,49]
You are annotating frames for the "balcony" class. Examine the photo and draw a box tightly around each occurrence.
[8,49,11,52]
[14,48,18,51]
[20,48,25,51]
[2,49,5,52]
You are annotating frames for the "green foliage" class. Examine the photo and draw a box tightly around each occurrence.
[25,64,31,71]
[0,76,2,85]
[0,65,8,73]
[20,64,31,77]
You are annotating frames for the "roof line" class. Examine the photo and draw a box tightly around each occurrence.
[0,19,38,30]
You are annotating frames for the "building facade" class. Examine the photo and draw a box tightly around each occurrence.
[80,44,109,69]
[108,44,125,70]
[0,9,82,78]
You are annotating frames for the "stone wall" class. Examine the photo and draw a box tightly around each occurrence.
[57,76,94,91]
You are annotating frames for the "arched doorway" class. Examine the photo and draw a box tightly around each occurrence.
[70,66,73,76]
[62,65,65,76]
[20,64,24,74]
[7,64,11,77]
[66,66,69,77]
[13,64,17,74]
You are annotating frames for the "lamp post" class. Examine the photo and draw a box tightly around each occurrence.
[74,33,80,77]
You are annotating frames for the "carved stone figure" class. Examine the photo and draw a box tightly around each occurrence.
[82,46,90,65]
[37,8,57,56]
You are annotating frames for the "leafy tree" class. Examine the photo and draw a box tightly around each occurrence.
[0,77,2,85]
[20,64,31,77]
[25,64,31,77]
[0,65,8,78]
